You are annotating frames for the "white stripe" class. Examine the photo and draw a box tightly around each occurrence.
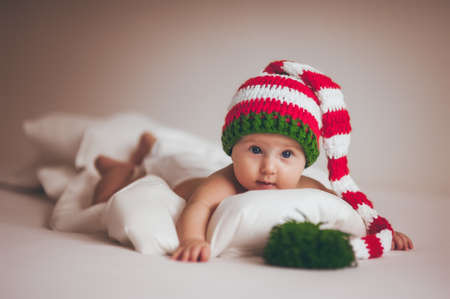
[230,85,322,127]
[331,174,359,196]
[322,134,351,159]
[317,88,347,113]
[230,74,307,110]
[350,237,370,259]
[282,61,321,77]
[377,229,393,253]
[357,204,378,225]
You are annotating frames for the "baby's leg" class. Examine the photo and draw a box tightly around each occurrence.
[93,159,136,204]
[129,131,157,165]
[93,131,157,204]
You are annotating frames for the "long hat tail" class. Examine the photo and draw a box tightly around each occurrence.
[263,60,393,259]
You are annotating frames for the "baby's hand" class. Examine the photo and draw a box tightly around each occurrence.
[391,231,414,251]
[171,239,211,262]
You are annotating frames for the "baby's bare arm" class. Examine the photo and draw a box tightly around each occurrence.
[172,165,238,262]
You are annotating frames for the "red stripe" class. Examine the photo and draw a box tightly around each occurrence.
[301,70,341,91]
[327,156,349,181]
[223,99,320,140]
[362,235,384,258]
[238,75,320,106]
[321,109,351,138]
[341,191,374,209]
[368,216,393,235]
[263,60,287,75]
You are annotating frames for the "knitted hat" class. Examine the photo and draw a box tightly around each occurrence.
[221,62,323,167]
[222,60,394,259]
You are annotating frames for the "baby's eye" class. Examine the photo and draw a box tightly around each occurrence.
[281,150,293,158]
[250,145,262,154]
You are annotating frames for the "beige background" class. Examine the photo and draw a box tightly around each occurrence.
[2,0,449,195]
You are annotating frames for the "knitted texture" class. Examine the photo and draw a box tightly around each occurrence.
[222,72,322,167]
[263,220,356,269]
[221,60,393,259]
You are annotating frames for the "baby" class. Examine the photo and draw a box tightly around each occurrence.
[93,60,413,262]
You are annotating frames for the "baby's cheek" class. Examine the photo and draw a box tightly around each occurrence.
[234,167,253,189]
[282,170,302,189]
[277,176,293,189]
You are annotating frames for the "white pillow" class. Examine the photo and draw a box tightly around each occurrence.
[23,112,101,165]
[103,177,365,257]
[37,165,78,201]
[75,113,166,172]
[207,189,366,258]
[50,169,106,233]
[103,175,185,255]
[1,113,101,189]
[11,112,154,189]
[75,112,224,173]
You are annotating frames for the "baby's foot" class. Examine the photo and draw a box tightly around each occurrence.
[93,163,135,204]
[129,131,157,165]
[95,155,127,176]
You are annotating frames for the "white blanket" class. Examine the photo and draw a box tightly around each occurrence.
[23,112,364,257]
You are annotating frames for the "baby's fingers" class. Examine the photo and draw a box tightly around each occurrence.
[392,231,414,251]
[391,233,402,250]
[407,237,414,250]
[170,242,211,262]
[171,246,191,261]
[392,236,401,250]
[189,244,211,262]
[401,233,413,250]
[397,235,406,250]
[189,245,203,262]
[180,247,191,262]
[199,245,211,262]
[171,247,184,260]
[396,235,405,250]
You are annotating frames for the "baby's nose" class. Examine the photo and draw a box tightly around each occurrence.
[260,156,276,175]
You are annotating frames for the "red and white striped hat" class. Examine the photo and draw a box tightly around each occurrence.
[222,60,393,259]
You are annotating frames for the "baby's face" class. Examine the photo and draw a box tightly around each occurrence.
[231,133,306,191]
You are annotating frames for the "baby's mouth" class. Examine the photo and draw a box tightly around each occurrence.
[256,181,276,189]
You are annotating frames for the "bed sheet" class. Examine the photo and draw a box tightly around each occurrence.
[0,187,449,299]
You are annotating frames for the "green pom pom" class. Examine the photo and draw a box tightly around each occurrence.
[263,220,357,269]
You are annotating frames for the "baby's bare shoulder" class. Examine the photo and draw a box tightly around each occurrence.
[189,165,240,207]
[206,165,243,194]
[297,175,336,195]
